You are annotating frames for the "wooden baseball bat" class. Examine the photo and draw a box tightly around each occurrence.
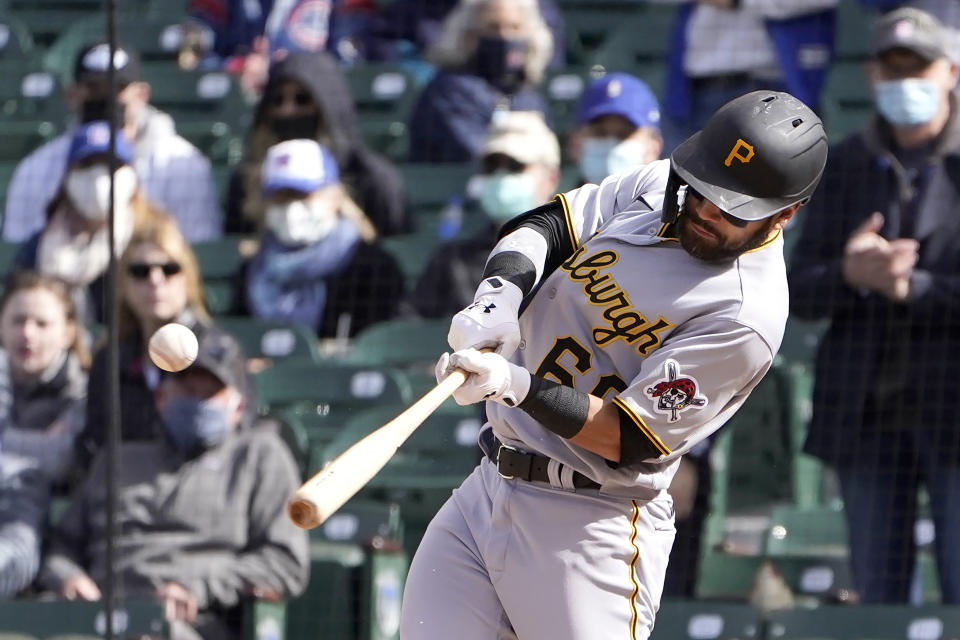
[287,365,471,529]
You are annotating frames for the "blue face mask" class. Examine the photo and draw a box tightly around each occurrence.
[161,395,233,453]
[876,78,941,127]
[480,172,538,222]
[579,137,653,185]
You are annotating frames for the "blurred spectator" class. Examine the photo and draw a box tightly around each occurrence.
[789,7,960,603]
[79,216,251,467]
[13,122,168,325]
[861,0,960,56]
[187,0,381,73]
[0,452,48,599]
[570,72,664,185]
[3,43,221,243]
[407,0,553,163]
[410,111,558,318]
[39,328,309,638]
[226,51,408,236]
[367,0,565,68]
[655,0,836,153]
[0,272,89,486]
[243,139,404,338]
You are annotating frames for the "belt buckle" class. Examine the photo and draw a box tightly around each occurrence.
[496,443,518,479]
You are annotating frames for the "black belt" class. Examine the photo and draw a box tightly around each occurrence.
[481,430,601,490]
[689,73,756,90]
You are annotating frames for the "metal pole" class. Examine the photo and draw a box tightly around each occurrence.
[103,0,121,637]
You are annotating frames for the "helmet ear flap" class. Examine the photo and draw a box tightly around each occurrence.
[661,168,685,225]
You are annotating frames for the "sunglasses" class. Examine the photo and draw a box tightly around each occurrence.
[684,185,749,228]
[127,262,182,279]
[480,154,527,175]
[270,90,313,108]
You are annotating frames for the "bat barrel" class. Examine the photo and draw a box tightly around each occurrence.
[288,498,321,529]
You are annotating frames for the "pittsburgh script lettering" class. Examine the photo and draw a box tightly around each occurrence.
[560,247,672,355]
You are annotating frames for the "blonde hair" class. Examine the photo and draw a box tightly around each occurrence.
[118,216,211,338]
[429,0,554,85]
[0,271,91,370]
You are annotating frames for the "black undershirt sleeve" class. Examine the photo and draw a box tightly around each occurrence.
[495,198,577,281]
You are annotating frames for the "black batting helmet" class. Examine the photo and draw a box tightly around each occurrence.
[662,91,828,224]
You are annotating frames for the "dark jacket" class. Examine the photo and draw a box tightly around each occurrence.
[79,314,253,468]
[789,105,960,466]
[410,222,498,319]
[226,51,409,236]
[241,240,406,338]
[1,352,86,484]
[407,70,549,163]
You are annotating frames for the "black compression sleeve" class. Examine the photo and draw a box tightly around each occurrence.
[518,375,590,439]
[616,405,664,465]
[482,252,537,295]
[497,198,576,278]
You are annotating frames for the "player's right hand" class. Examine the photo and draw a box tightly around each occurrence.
[448,276,523,358]
[62,574,102,601]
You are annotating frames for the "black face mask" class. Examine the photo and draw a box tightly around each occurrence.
[80,97,126,126]
[270,114,320,141]
[472,35,527,94]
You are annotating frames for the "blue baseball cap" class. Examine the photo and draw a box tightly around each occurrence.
[262,139,340,195]
[67,120,134,166]
[577,73,661,129]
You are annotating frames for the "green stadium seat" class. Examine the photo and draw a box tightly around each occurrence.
[0,120,58,161]
[398,163,475,210]
[0,14,35,62]
[0,62,66,124]
[723,363,795,512]
[822,60,873,142]
[589,7,676,74]
[545,66,603,140]
[562,3,648,66]
[835,0,879,61]
[347,64,420,160]
[43,14,186,83]
[766,604,960,639]
[0,163,20,214]
[6,0,105,49]
[252,360,413,415]
[764,505,848,558]
[315,402,482,558]
[378,231,441,287]
[216,315,322,363]
[0,599,168,638]
[696,552,765,601]
[286,498,407,640]
[343,317,450,368]
[141,64,250,133]
[193,235,246,315]
[650,599,761,640]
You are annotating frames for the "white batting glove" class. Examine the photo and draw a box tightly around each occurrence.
[448,277,523,359]
[435,348,531,407]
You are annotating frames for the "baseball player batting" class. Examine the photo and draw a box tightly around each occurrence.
[398,90,828,640]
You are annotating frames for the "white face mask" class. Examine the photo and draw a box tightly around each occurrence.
[579,136,655,184]
[266,198,338,246]
[65,164,137,222]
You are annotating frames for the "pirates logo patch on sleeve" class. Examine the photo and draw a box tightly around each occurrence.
[645,360,707,423]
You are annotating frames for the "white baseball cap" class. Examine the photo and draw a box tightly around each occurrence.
[262,139,340,195]
[481,111,561,169]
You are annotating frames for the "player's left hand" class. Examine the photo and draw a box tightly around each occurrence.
[157,582,198,623]
[436,349,531,407]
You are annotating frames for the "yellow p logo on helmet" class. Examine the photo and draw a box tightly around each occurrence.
[724,139,755,167]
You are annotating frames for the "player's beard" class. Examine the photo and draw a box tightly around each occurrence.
[677,208,778,262]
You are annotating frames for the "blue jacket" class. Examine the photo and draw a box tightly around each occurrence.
[665,4,835,120]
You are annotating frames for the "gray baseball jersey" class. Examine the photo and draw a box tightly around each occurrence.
[489,158,786,495]
[400,159,789,640]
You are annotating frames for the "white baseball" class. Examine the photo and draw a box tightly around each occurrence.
[148,323,199,372]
